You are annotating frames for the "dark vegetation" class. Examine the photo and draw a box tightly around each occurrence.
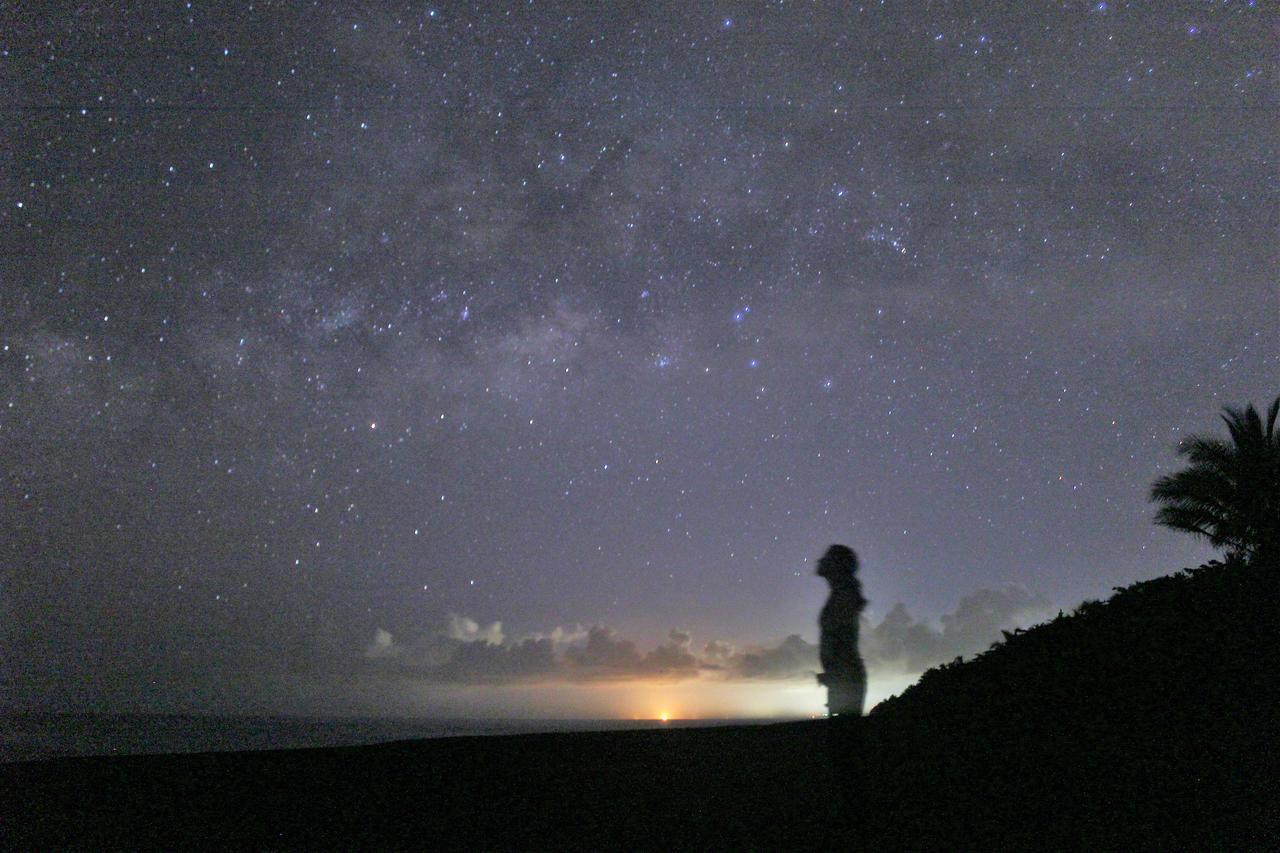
[1150,397,1280,563]
[5,554,1276,850]
[850,552,1279,849]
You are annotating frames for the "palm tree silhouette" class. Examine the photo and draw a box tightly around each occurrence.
[1151,396,1280,563]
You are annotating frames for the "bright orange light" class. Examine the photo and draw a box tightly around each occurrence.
[659,712,670,722]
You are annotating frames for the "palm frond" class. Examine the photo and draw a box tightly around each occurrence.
[1221,402,1266,449]
[1152,396,1280,562]
[1150,466,1233,503]
[1177,436,1235,469]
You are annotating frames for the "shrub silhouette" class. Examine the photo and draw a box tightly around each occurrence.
[855,551,1278,848]
[1151,396,1280,563]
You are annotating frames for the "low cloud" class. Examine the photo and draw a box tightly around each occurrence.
[565,626,699,679]
[565,626,643,672]
[364,586,1052,687]
[530,625,590,647]
[364,622,554,683]
[366,628,396,658]
[433,637,558,682]
[726,635,820,680]
[446,614,505,645]
[864,585,1053,673]
[365,621,706,684]
[702,640,735,664]
[637,630,700,676]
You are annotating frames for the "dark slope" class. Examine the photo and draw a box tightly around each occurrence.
[4,558,1277,850]
[851,554,1280,849]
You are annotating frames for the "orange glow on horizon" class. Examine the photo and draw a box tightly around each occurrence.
[404,673,915,720]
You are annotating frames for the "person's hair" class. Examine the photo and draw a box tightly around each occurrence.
[817,544,858,579]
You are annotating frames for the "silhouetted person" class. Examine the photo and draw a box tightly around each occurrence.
[817,544,867,717]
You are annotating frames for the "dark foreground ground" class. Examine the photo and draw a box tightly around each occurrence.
[2,713,1275,850]
[5,557,1279,849]
[7,721,835,850]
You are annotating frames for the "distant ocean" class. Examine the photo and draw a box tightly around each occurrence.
[1,714,780,763]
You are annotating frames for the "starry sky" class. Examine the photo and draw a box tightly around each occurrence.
[2,2,1275,720]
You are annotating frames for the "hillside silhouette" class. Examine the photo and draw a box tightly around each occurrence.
[844,552,1279,848]
[6,554,1276,849]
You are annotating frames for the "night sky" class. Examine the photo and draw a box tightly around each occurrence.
[2,2,1275,720]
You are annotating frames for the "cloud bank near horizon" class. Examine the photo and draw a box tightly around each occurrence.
[364,584,1053,689]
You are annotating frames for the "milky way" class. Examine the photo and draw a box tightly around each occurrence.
[1,3,1275,717]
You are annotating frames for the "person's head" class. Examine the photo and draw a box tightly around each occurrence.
[816,544,858,583]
